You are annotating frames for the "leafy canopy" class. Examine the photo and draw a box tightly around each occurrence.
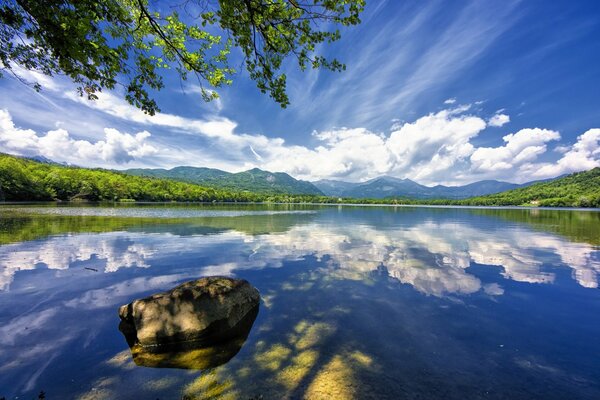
[0,0,364,114]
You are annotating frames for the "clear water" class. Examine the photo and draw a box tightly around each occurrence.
[0,204,599,399]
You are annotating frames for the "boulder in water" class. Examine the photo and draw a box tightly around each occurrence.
[118,276,260,348]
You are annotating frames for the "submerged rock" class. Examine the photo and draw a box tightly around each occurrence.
[122,303,258,370]
[118,276,260,349]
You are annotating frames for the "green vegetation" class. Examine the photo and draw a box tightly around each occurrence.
[0,0,364,113]
[1,153,599,208]
[454,168,600,208]
[124,166,323,195]
[0,153,322,202]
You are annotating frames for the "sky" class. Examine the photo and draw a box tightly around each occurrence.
[1,0,600,186]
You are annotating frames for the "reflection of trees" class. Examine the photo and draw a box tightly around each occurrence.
[468,208,600,246]
[0,209,316,245]
[2,205,599,248]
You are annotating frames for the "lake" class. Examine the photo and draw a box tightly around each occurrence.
[0,204,599,399]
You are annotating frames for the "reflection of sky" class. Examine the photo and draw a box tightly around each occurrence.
[1,220,598,294]
[1,211,600,398]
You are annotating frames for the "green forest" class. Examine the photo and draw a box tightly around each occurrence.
[0,153,264,202]
[1,153,599,207]
[456,167,600,207]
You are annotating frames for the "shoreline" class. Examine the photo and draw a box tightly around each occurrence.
[1,200,599,212]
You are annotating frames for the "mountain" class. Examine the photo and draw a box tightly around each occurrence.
[429,180,522,199]
[313,176,545,199]
[343,176,430,199]
[124,166,324,196]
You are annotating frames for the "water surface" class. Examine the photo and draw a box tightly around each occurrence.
[0,204,599,399]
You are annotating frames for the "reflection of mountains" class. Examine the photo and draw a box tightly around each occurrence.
[2,209,598,293]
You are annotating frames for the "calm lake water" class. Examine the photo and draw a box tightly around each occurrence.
[0,204,599,399]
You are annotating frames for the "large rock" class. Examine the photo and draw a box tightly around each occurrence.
[122,304,259,370]
[118,276,260,348]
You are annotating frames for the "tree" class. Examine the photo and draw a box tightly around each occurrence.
[0,0,364,115]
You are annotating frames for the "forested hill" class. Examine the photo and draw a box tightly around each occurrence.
[458,168,600,207]
[0,153,270,202]
[123,166,324,195]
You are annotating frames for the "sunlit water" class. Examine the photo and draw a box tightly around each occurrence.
[0,204,599,399]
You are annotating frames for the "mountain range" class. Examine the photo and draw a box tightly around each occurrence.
[314,175,550,199]
[124,165,555,199]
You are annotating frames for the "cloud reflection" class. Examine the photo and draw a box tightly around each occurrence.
[0,233,156,290]
[1,220,598,294]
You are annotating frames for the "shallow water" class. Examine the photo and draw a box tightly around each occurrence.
[0,204,599,399]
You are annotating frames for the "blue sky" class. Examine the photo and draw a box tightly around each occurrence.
[1,0,599,185]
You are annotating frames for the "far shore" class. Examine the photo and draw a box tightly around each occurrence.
[1,200,599,212]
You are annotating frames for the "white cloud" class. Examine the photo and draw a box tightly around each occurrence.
[386,108,485,182]
[444,98,457,104]
[258,127,393,181]
[256,107,488,183]
[519,129,600,179]
[284,0,521,130]
[0,109,157,165]
[2,63,61,92]
[260,114,596,185]
[236,107,484,183]
[470,128,560,173]
[488,113,510,127]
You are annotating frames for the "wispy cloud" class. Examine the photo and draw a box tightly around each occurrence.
[286,0,522,130]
